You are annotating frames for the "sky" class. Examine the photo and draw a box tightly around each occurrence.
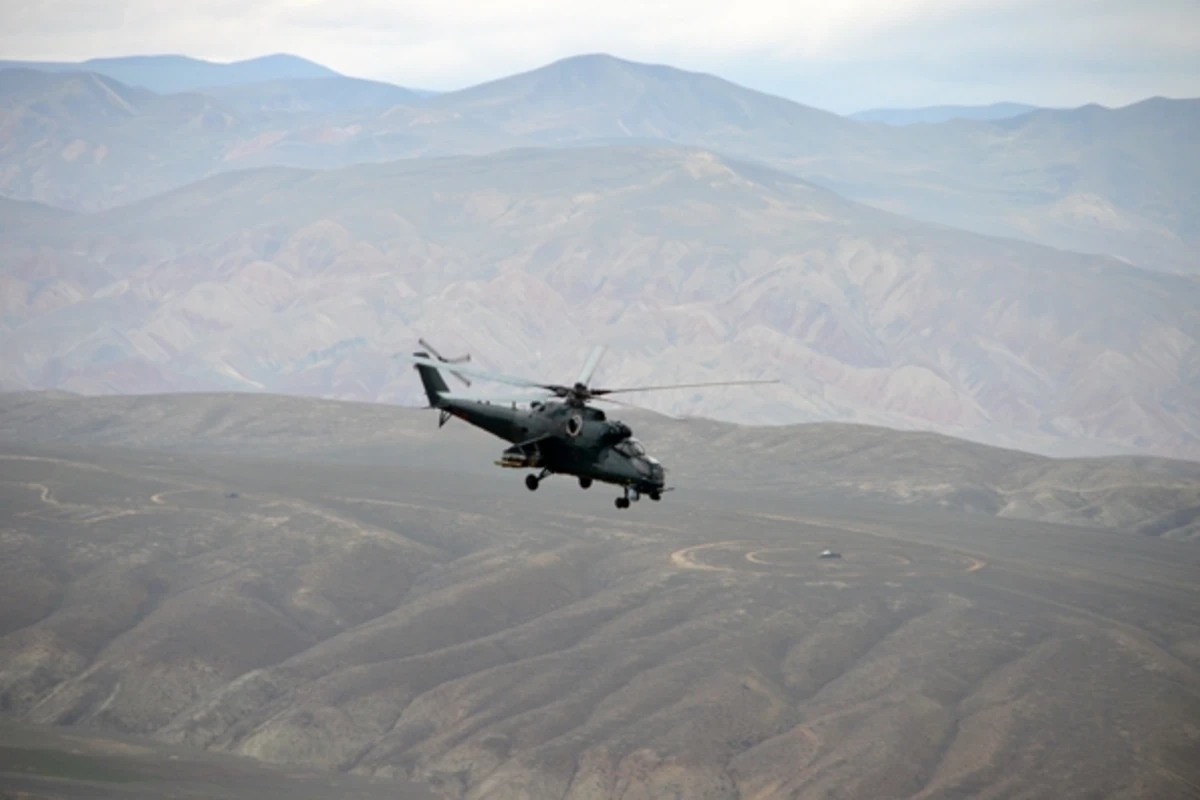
[4,0,1200,113]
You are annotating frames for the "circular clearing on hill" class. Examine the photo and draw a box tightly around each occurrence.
[670,539,984,583]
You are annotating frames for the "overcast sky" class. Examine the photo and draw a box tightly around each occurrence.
[5,0,1199,112]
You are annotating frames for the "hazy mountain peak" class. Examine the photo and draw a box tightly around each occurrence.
[236,53,334,70]
[534,52,701,81]
[423,50,854,152]
[0,52,341,94]
[544,51,640,69]
[438,50,818,105]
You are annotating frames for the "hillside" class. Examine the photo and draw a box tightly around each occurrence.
[0,722,433,799]
[2,145,1196,459]
[1,54,1194,271]
[0,68,260,209]
[0,196,77,234]
[0,392,1198,798]
[871,97,1200,275]
[2,391,1197,536]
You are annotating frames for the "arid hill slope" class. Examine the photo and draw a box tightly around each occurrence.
[4,146,1198,458]
[0,406,1197,798]
[2,391,1197,537]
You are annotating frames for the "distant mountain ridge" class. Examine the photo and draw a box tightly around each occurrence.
[1,52,1195,273]
[850,102,1042,125]
[0,53,341,93]
[195,76,424,114]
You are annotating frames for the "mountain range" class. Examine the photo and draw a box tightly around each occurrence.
[1,51,1197,461]
[2,145,1196,459]
[2,54,1197,273]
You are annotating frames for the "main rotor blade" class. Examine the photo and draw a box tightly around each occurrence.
[591,379,780,396]
[575,345,607,387]
[398,354,555,391]
[593,396,683,420]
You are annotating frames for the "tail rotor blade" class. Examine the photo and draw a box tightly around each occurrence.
[417,338,472,387]
[397,354,554,391]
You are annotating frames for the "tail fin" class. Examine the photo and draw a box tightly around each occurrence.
[412,351,451,407]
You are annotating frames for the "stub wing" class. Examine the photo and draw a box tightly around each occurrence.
[496,433,555,469]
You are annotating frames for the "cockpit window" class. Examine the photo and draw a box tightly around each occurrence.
[616,439,647,457]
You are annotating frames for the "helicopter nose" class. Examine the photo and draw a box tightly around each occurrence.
[646,456,665,483]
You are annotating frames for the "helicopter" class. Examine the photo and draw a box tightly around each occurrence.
[402,341,777,509]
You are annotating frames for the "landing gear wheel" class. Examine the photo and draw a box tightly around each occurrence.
[649,491,661,501]
[525,474,539,491]
[615,497,630,509]
[579,477,592,489]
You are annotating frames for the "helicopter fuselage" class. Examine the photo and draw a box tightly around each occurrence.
[407,341,775,508]
[439,394,668,498]
[404,340,792,509]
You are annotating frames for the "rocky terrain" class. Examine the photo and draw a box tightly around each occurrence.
[1,391,1199,798]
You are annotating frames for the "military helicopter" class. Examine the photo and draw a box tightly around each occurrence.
[402,341,776,509]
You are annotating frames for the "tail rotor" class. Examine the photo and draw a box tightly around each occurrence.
[417,338,472,388]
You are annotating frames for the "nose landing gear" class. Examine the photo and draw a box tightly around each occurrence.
[615,486,640,509]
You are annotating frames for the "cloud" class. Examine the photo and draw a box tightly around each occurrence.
[2,0,1198,109]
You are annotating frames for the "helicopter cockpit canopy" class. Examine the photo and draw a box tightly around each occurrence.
[614,438,647,458]
[614,437,664,481]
